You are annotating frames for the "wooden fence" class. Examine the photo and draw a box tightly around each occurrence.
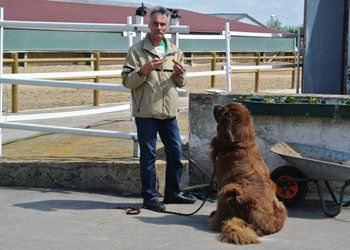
[3,52,301,113]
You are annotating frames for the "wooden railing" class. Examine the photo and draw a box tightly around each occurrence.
[3,52,301,113]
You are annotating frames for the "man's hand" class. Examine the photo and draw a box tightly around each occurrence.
[140,58,166,75]
[172,59,185,76]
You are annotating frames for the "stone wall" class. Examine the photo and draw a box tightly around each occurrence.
[0,160,189,196]
[189,91,350,194]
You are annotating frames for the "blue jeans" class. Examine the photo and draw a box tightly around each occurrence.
[135,117,183,203]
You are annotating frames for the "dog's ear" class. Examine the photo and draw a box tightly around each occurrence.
[213,105,224,123]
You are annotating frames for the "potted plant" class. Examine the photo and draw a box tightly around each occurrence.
[233,96,336,118]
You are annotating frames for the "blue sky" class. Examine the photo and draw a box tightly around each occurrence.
[142,0,304,27]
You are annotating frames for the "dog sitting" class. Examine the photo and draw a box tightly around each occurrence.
[209,102,287,245]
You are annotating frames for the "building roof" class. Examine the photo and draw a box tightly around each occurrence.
[0,0,288,34]
[208,13,267,28]
[46,0,145,7]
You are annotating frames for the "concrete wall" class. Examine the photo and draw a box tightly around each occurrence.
[189,91,350,193]
[0,160,189,196]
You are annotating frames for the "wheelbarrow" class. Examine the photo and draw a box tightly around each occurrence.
[270,142,350,217]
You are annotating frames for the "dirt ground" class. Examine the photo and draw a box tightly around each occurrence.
[2,62,297,111]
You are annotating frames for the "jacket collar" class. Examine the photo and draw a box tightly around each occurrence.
[143,34,176,56]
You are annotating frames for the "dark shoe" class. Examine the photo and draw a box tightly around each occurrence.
[163,194,196,204]
[143,199,166,211]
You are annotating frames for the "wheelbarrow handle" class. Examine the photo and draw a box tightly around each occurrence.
[312,180,350,217]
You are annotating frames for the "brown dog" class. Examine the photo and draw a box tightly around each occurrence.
[209,102,287,245]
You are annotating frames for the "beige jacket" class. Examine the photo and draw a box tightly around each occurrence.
[121,34,187,119]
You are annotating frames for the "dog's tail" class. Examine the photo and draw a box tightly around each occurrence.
[218,217,261,245]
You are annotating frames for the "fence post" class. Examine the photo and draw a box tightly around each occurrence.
[255,53,260,92]
[133,9,145,158]
[291,52,297,89]
[11,53,19,113]
[93,52,100,106]
[211,52,216,88]
[225,22,231,92]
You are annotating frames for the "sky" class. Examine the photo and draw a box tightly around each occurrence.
[140,0,304,27]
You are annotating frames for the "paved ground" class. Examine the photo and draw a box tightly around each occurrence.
[1,187,350,250]
[1,97,350,249]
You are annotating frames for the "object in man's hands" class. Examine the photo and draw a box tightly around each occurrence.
[172,59,179,64]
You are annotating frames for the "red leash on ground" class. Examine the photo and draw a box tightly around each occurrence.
[110,171,215,216]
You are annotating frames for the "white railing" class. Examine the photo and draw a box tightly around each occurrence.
[0,8,191,155]
[0,7,301,156]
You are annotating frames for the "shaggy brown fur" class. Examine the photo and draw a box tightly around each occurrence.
[209,102,287,245]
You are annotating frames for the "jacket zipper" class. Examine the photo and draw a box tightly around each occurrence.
[137,84,145,113]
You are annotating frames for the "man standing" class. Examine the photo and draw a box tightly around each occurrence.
[122,6,195,211]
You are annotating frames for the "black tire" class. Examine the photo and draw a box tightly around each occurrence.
[270,166,308,207]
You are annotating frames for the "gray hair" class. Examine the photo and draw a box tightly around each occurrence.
[149,6,170,23]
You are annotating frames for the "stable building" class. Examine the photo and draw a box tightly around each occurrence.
[0,0,296,63]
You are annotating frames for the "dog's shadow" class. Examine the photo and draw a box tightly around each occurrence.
[134,214,215,233]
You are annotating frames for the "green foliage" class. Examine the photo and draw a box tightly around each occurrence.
[236,95,251,101]
[266,16,303,34]
[340,99,350,105]
[281,25,304,34]
[266,16,282,30]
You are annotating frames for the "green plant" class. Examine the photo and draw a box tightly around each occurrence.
[340,99,350,105]
[308,98,322,104]
[237,95,251,101]
[262,97,275,103]
[279,96,299,103]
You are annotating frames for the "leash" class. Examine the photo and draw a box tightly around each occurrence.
[110,170,215,216]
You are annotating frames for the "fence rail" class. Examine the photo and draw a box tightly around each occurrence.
[4,52,302,113]
[0,7,302,157]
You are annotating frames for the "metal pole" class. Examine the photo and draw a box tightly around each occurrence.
[133,14,144,158]
[296,26,301,93]
[0,8,3,155]
[127,16,135,128]
[292,52,297,89]
[225,22,232,92]
[127,16,133,121]
[135,15,143,43]
[171,17,179,47]
[127,16,133,48]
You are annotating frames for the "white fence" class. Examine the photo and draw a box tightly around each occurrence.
[0,7,300,156]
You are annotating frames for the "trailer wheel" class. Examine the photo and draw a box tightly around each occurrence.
[270,166,308,207]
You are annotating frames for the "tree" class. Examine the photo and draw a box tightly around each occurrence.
[266,16,282,30]
[266,16,303,34]
[282,25,304,35]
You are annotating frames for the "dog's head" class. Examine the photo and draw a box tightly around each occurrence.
[212,102,255,148]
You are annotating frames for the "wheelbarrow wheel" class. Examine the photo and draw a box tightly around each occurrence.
[270,166,308,207]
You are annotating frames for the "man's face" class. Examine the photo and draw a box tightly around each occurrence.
[148,13,169,44]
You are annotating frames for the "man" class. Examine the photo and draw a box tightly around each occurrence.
[122,6,195,211]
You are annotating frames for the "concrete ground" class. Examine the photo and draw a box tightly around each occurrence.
[1,187,350,250]
[1,96,350,249]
